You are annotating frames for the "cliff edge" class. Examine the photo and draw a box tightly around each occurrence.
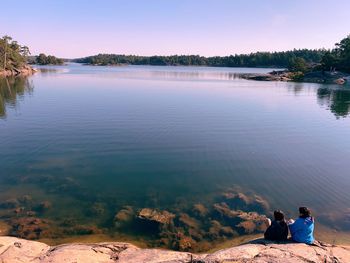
[0,236,349,263]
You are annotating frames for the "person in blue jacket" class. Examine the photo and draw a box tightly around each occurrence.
[288,207,315,244]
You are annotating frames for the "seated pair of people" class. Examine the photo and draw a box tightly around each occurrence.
[264,207,314,244]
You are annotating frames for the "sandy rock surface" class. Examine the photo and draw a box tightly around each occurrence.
[0,236,349,263]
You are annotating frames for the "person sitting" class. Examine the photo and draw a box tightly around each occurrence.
[264,210,289,241]
[288,207,314,244]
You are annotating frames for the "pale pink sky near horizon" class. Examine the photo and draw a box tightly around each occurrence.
[1,0,350,58]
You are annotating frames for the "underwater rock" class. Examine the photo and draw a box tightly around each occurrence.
[0,221,11,236]
[0,198,20,209]
[221,191,269,214]
[236,220,257,234]
[34,201,52,213]
[18,195,33,204]
[178,213,200,229]
[208,220,237,239]
[236,211,269,233]
[89,202,106,216]
[138,208,175,225]
[175,233,197,251]
[63,225,102,235]
[193,203,208,217]
[114,206,135,228]
[9,217,52,239]
[213,202,241,219]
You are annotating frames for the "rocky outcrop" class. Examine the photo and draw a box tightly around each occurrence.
[0,65,36,77]
[240,70,350,85]
[0,236,349,263]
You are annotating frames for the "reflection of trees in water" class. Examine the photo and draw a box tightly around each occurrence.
[317,87,350,118]
[0,77,33,118]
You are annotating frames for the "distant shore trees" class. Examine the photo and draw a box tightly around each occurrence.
[75,49,326,69]
[36,53,64,65]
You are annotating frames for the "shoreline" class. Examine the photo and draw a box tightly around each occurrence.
[0,236,349,262]
[0,65,37,77]
[239,70,350,85]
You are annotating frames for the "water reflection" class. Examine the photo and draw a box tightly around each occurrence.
[0,77,33,118]
[317,87,350,118]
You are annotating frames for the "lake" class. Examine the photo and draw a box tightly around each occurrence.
[0,64,350,250]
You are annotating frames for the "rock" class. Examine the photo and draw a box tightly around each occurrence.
[0,236,349,263]
[114,206,135,228]
[0,198,20,209]
[335,78,346,85]
[221,191,270,213]
[18,195,32,204]
[177,234,196,251]
[34,201,52,212]
[208,220,237,239]
[138,208,175,225]
[63,225,102,235]
[0,221,11,236]
[236,220,257,234]
[178,213,199,229]
[88,202,105,216]
[213,202,240,219]
[193,203,209,217]
[9,217,52,239]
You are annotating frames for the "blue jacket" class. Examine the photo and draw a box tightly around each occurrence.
[289,217,314,244]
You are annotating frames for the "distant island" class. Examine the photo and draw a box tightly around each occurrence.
[30,53,64,65]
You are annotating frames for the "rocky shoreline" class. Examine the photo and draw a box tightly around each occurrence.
[240,70,350,85]
[0,236,349,262]
[0,65,37,77]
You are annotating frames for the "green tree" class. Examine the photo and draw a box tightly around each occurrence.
[288,57,308,72]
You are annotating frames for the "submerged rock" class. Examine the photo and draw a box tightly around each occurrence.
[9,217,52,239]
[0,221,11,236]
[138,208,175,225]
[114,206,135,228]
[0,198,20,209]
[34,201,52,213]
[193,203,208,217]
[221,190,270,214]
[178,213,199,229]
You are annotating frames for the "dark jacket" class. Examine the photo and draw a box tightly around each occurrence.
[264,220,289,241]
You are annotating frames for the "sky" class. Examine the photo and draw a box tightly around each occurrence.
[1,0,350,58]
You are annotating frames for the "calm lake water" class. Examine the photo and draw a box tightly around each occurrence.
[1,64,350,248]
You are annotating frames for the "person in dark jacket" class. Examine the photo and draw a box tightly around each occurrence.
[264,210,289,241]
[288,207,314,244]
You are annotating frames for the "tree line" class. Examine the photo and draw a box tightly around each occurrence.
[0,35,30,71]
[287,35,350,73]
[34,53,64,65]
[75,49,326,68]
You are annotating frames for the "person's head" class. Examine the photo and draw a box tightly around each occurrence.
[274,210,285,221]
[299,207,311,218]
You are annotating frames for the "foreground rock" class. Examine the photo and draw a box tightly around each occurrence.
[0,236,349,263]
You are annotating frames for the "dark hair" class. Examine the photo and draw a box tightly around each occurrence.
[299,207,311,218]
[274,210,285,221]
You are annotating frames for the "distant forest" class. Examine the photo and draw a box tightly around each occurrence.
[75,49,326,68]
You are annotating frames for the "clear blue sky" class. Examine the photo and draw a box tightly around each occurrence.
[1,0,349,58]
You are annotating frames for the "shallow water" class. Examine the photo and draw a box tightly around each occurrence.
[1,64,350,249]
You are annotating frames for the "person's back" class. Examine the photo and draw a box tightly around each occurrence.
[289,207,314,244]
[264,210,288,241]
